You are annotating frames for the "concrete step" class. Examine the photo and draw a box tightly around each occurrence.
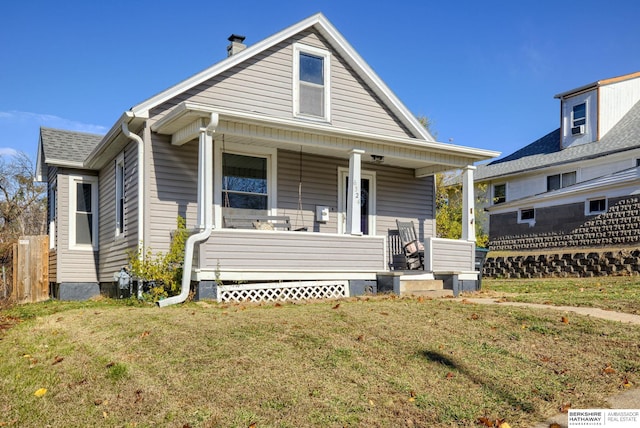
[403,288,453,298]
[400,279,444,293]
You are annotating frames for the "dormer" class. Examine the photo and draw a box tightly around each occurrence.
[555,71,640,149]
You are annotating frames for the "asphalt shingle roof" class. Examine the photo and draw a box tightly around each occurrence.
[39,127,104,166]
[476,99,640,181]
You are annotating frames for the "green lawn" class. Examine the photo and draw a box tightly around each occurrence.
[1,279,639,427]
[481,276,640,314]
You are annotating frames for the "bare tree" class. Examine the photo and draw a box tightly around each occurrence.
[0,151,46,251]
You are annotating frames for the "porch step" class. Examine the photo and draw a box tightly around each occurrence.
[399,279,450,297]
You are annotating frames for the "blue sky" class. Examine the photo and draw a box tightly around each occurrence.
[2,0,640,164]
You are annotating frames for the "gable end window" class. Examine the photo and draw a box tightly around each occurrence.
[547,171,576,191]
[293,44,330,121]
[571,103,586,135]
[493,183,506,204]
[69,175,98,250]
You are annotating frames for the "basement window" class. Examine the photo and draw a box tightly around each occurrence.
[586,198,607,215]
[518,208,535,225]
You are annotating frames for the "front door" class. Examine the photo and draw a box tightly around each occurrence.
[338,168,376,235]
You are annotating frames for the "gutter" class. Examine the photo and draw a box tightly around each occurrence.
[121,120,146,299]
[157,113,218,307]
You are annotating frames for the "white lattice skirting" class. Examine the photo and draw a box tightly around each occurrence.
[217,280,349,303]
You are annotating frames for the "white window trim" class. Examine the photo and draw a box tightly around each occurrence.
[337,167,376,235]
[571,101,587,128]
[585,197,607,216]
[293,43,331,122]
[69,175,99,251]
[517,207,536,226]
[213,141,278,228]
[115,153,125,238]
[492,183,507,205]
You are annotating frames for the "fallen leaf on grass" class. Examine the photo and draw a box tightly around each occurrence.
[106,362,115,368]
[332,303,340,310]
[622,377,633,388]
[380,312,389,316]
[446,372,454,379]
[34,388,47,397]
[549,423,562,428]
[559,402,571,413]
[603,365,616,375]
[52,356,64,365]
[477,417,493,427]
[248,423,257,428]
[274,303,282,307]
[561,316,569,324]
[356,334,364,342]
[470,313,479,320]
[417,296,424,303]
[140,331,150,338]
[94,399,103,406]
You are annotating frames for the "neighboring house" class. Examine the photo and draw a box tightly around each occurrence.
[36,13,498,302]
[475,71,640,252]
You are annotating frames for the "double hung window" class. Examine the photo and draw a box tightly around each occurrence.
[69,175,98,250]
[294,44,330,120]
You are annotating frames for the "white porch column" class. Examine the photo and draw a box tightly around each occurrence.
[346,149,364,235]
[462,165,476,242]
[197,114,217,228]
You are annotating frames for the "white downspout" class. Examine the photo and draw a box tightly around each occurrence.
[121,120,145,299]
[158,112,218,307]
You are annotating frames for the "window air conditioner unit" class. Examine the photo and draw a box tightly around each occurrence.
[571,125,585,135]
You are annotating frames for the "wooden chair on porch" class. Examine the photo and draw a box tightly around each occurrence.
[395,220,424,270]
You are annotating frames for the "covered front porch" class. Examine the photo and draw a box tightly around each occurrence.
[152,102,497,305]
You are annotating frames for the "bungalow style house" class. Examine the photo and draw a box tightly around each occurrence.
[36,13,498,303]
[475,71,640,252]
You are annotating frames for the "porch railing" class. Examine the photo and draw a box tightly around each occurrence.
[424,238,475,272]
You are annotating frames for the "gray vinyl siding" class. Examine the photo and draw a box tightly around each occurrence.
[277,150,435,238]
[149,29,414,139]
[97,141,140,282]
[204,231,386,271]
[430,239,475,272]
[55,169,99,283]
[147,132,199,252]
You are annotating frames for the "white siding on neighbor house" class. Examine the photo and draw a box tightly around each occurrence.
[148,29,414,140]
[599,77,640,138]
[97,141,140,282]
[561,89,597,148]
[55,170,99,283]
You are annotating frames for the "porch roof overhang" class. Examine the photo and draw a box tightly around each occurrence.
[152,102,500,177]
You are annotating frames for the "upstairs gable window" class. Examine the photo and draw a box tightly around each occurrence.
[571,102,586,135]
[547,171,576,191]
[294,44,330,121]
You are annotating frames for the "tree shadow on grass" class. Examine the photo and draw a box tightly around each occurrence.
[420,350,539,416]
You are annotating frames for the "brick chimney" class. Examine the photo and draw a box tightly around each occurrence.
[227,34,246,56]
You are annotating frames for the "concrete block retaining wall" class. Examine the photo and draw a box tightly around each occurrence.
[483,249,640,279]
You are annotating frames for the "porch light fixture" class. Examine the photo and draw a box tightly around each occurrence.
[371,154,384,163]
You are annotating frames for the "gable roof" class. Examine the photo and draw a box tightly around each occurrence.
[554,71,640,99]
[36,127,104,181]
[476,99,640,181]
[129,13,434,142]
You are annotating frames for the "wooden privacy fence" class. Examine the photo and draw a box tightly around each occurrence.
[12,236,49,304]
